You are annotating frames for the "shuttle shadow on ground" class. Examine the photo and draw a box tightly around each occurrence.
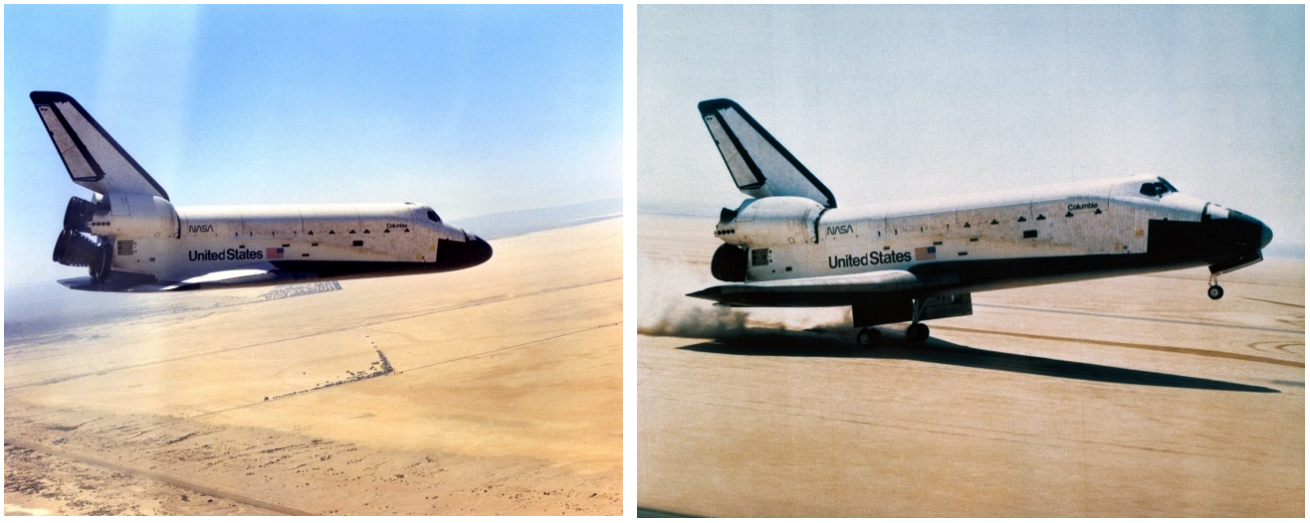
[675,329,1278,393]
[636,506,703,518]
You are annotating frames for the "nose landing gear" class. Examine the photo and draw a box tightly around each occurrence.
[1208,276,1224,300]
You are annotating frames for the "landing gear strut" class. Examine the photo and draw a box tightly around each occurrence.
[905,297,931,344]
[856,328,881,348]
[1208,276,1224,300]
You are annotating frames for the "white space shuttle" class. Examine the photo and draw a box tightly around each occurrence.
[34,91,492,292]
[689,99,1273,347]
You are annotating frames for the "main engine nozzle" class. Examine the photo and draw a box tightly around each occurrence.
[63,196,99,233]
[711,243,748,282]
[53,230,101,267]
[53,229,112,281]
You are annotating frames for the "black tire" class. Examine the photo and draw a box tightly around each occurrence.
[856,328,881,348]
[1208,285,1224,300]
[906,323,930,343]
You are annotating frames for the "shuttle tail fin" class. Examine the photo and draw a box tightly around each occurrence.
[30,91,169,200]
[698,99,836,208]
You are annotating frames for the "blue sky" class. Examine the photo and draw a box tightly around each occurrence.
[6,4,621,287]
[639,5,1303,255]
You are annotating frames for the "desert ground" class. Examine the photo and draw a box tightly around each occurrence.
[5,218,622,516]
[638,213,1303,517]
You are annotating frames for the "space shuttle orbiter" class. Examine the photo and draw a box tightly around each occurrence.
[690,98,1272,347]
[34,91,492,292]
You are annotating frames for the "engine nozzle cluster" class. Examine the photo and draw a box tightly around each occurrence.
[54,196,113,281]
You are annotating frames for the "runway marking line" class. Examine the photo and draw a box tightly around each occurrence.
[973,303,1303,334]
[932,325,1304,368]
[1241,296,1306,309]
[402,321,621,374]
[3,438,314,516]
[1143,272,1304,289]
[646,393,1275,464]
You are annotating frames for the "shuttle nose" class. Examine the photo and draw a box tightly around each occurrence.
[468,235,493,264]
[435,233,493,271]
[1259,222,1273,250]
[1203,210,1271,275]
[1230,210,1272,251]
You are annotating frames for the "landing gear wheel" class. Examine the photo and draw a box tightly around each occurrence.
[856,328,881,348]
[1207,285,1224,300]
[906,323,930,344]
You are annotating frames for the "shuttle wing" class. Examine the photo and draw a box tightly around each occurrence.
[30,91,169,199]
[57,271,173,292]
[161,269,310,291]
[688,270,959,307]
[57,267,322,292]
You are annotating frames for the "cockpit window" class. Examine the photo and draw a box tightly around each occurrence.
[427,209,441,223]
[1139,178,1176,198]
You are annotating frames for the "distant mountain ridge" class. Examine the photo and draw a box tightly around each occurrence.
[457,198,622,240]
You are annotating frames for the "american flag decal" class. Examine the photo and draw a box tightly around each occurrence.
[266,247,284,259]
[914,246,936,260]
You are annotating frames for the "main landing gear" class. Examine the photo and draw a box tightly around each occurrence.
[855,297,935,347]
[856,328,881,347]
[1208,276,1224,300]
[855,322,932,348]
[906,323,930,343]
[902,297,931,344]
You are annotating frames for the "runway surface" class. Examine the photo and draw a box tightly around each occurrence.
[5,218,622,516]
[638,214,1303,517]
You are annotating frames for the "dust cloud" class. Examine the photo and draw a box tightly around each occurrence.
[637,259,852,341]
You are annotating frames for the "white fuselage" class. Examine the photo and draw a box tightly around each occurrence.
[720,175,1218,285]
[87,199,470,281]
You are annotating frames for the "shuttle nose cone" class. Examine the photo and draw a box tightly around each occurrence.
[1230,211,1272,251]
[468,236,493,265]
[435,234,493,271]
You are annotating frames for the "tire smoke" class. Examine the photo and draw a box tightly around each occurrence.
[638,259,852,340]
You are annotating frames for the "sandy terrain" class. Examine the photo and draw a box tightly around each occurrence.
[638,213,1303,517]
[5,441,283,516]
[5,218,622,516]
